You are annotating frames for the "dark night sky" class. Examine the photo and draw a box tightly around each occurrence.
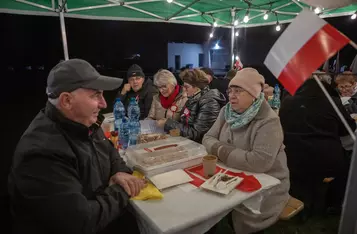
[0,13,356,200]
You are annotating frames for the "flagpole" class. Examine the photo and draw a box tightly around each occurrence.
[313,75,356,141]
[349,41,357,50]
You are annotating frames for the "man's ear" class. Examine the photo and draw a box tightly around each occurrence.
[58,92,73,110]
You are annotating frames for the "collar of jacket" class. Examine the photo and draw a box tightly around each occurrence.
[45,102,103,139]
[190,86,210,100]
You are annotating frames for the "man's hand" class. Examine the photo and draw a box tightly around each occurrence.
[156,118,167,128]
[109,172,146,197]
[121,84,132,95]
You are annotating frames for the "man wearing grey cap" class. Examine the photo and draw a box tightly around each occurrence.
[8,59,145,234]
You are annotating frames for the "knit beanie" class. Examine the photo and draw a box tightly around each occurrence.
[127,64,145,79]
[229,68,265,98]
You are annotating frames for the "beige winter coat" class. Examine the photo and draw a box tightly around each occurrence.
[147,89,187,121]
[202,101,290,234]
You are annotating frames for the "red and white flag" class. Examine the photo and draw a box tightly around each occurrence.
[264,9,350,95]
[235,58,243,70]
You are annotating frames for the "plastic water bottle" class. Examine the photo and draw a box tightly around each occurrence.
[272,84,281,109]
[113,98,125,132]
[119,117,129,150]
[129,121,141,146]
[128,97,141,121]
[127,97,141,146]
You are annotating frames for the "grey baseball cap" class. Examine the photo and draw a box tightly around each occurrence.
[46,59,123,98]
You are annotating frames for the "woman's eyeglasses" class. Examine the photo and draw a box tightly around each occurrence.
[226,87,245,96]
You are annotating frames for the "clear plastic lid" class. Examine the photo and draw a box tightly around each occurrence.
[126,137,207,170]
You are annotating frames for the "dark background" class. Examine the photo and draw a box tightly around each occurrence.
[0,13,356,226]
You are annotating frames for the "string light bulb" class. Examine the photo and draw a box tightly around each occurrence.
[167,0,173,3]
[235,31,239,36]
[264,13,269,20]
[243,15,249,23]
[276,24,281,31]
[352,12,357,20]
[209,32,213,38]
[314,7,321,14]
[234,20,238,26]
[213,21,218,27]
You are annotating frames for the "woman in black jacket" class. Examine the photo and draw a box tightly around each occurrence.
[157,69,226,143]
[279,78,356,215]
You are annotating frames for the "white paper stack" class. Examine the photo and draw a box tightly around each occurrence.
[149,169,193,190]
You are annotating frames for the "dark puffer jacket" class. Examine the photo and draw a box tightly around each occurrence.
[8,102,132,234]
[164,86,226,143]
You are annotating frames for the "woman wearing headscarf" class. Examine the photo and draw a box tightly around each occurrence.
[147,69,187,121]
[157,69,226,143]
[203,68,290,234]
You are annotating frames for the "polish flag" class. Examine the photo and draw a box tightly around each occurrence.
[235,58,243,70]
[264,9,350,95]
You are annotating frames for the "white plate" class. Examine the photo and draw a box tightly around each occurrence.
[200,173,243,195]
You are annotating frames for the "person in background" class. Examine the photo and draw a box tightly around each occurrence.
[263,84,274,101]
[8,59,145,234]
[147,69,187,121]
[279,78,355,217]
[336,72,355,97]
[335,72,357,114]
[203,68,289,234]
[201,67,229,102]
[116,64,156,120]
[226,69,237,80]
[157,69,226,143]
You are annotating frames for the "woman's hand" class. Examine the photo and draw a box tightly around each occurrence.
[156,118,167,128]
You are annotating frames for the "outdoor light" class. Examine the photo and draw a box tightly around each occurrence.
[235,31,239,36]
[167,0,173,3]
[234,20,238,26]
[314,7,321,14]
[276,24,281,31]
[214,43,220,49]
[235,56,239,60]
[243,10,249,23]
[243,15,249,23]
[209,32,213,38]
[213,21,218,27]
[352,12,357,20]
[264,13,269,20]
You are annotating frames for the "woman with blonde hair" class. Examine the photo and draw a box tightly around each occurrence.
[157,69,226,143]
[147,69,187,120]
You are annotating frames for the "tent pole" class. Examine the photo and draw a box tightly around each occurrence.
[230,8,235,68]
[59,0,69,61]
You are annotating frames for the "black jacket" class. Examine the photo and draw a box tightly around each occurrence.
[164,86,226,143]
[343,92,357,114]
[279,79,356,180]
[210,77,229,103]
[116,79,157,120]
[8,102,132,234]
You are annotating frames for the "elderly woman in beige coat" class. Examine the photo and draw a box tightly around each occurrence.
[147,69,187,121]
[203,68,290,234]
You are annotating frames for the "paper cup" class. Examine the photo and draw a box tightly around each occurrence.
[169,129,180,137]
[202,155,218,178]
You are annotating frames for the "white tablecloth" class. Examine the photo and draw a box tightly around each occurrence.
[130,166,280,234]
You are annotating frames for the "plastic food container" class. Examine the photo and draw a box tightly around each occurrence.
[126,137,207,177]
